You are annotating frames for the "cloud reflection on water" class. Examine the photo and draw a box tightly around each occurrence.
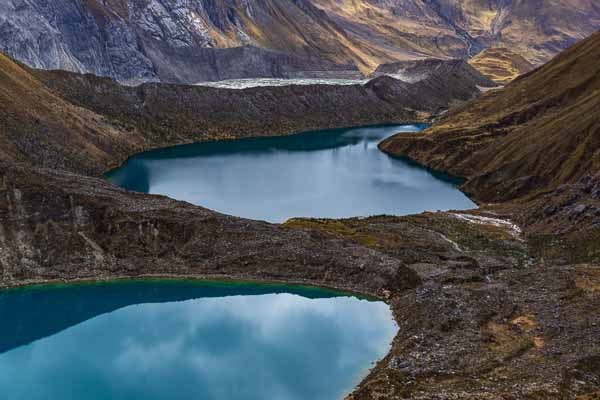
[106,124,475,222]
[0,291,396,400]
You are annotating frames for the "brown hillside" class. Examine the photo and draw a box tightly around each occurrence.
[0,52,486,175]
[469,47,534,84]
[380,31,600,205]
[0,54,144,174]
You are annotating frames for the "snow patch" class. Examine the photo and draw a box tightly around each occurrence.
[450,213,522,239]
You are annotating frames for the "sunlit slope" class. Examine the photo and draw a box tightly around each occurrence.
[0,54,143,173]
[380,32,600,203]
[468,47,534,84]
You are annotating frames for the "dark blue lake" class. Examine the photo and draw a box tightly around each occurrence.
[0,280,396,400]
[106,125,475,222]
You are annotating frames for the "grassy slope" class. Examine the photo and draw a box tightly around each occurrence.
[380,32,600,204]
[0,54,144,174]
[468,47,534,84]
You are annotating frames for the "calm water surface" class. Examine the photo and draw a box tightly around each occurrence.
[0,281,396,400]
[107,124,475,222]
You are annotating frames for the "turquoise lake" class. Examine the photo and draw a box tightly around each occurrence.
[0,281,397,400]
[106,124,475,222]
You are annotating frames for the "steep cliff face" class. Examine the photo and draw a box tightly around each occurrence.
[0,0,362,84]
[1,0,597,84]
[0,0,157,84]
[144,45,364,84]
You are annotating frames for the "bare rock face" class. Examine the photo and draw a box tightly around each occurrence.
[142,45,364,84]
[0,0,158,84]
[1,0,598,84]
[0,0,361,84]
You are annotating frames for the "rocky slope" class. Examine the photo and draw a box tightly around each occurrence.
[0,51,488,175]
[151,45,364,83]
[370,58,494,86]
[0,161,419,294]
[468,47,534,84]
[312,0,600,65]
[1,0,598,83]
[380,32,600,205]
[285,214,600,399]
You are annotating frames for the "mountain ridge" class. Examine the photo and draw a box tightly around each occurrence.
[2,0,598,83]
[0,51,490,174]
[379,31,600,242]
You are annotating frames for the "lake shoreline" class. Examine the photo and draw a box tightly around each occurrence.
[0,274,383,302]
[0,277,397,399]
[105,123,475,223]
[0,121,483,400]
[101,120,431,178]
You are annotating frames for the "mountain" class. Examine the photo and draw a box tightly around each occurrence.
[379,32,600,236]
[0,51,487,174]
[1,0,598,83]
[1,28,600,400]
[0,160,420,294]
[311,0,600,65]
[468,47,534,84]
[0,0,363,84]
[370,58,494,86]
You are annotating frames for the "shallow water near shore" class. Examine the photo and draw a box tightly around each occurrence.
[0,280,396,400]
[107,124,475,222]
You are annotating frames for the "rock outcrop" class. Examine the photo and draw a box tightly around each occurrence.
[370,58,494,86]
[285,214,599,399]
